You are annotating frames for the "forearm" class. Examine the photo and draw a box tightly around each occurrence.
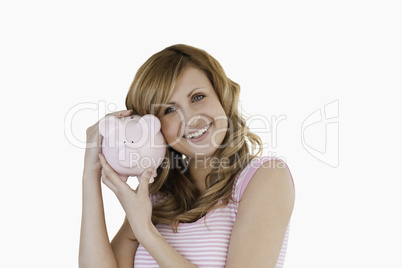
[138,223,197,268]
[79,171,117,268]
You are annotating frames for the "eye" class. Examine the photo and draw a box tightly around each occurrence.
[193,94,205,102]
[164,106,176,115]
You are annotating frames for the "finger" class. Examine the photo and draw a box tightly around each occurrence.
[107,109,132,116]
[98,132,103,149]
[98,154,129,192]
[101,169,118,193]
[138,167,154,196]
[115,109,133,118]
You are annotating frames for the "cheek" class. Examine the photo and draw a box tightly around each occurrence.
[215,107,229,134]
[210,103,227,125]
[215,115,228,136]
[161,119,182,142]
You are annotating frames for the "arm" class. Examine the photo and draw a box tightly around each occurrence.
[226,160,295,268]
[79,109,135,268]
[111,216,139,268]
[79,171,118,268]
[98,154,197,268]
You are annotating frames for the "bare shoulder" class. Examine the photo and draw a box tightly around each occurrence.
[226,159,295,267]
[243,159,295,213]
[258,159,294,190]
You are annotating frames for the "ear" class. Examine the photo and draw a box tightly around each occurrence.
[99,115,119,137]
[138,114,161,135]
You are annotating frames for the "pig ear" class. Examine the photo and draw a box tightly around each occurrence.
[99,115,120,137]
[138,114,161,135]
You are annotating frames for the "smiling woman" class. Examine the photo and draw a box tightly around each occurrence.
[79,44,295,268]
[125,45,267,226]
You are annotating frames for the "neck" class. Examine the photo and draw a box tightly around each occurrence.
[187,156,213,194]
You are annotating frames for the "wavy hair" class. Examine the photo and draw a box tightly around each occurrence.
[125,44,263,232]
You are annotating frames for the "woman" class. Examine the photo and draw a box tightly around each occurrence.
[79,44,295,268]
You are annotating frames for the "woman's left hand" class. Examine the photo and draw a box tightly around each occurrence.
[98,153,154,241]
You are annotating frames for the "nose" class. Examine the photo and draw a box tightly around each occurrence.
[179,106,208,129]
[186,115,207,127]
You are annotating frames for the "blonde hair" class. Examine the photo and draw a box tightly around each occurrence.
[125,44,263,232]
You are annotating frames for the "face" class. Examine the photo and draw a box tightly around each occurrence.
[156,66,228,159]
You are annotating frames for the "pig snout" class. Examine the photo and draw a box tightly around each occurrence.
[117,145,142,168]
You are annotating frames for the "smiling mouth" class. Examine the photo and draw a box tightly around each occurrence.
[183,123,212,139]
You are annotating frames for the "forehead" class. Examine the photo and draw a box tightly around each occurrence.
[170,66,212,97]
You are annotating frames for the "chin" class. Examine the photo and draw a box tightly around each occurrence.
[184,141,225,160]
[187,150,217,159]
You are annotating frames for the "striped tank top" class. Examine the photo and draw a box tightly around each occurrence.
[134,156,294,267]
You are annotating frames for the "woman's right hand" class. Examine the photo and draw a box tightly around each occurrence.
[83,109,133,175]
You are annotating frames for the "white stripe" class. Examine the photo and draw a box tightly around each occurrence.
[166,240,230,246]
[178,251,228,256]
[173,247,228,253]
[161,233,232,239]
[158,224,235,233]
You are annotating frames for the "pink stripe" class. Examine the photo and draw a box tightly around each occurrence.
[159,228,232,234]
[158,221,235,230]
[173,248,228,253]
[163,237,231,241]
[165,239,230,243]
[159,227,234,233]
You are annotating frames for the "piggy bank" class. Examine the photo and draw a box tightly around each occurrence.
[99,114,166,183]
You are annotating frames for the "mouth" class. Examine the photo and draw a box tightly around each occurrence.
[183,123,212,139]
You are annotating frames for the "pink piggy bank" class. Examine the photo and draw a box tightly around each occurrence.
[99,114,166,183]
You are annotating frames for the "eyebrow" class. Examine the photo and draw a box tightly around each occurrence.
[166,87,203,105]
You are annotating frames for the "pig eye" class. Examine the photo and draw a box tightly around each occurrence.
[131,141,134,143]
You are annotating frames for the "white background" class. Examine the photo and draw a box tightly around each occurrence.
[1,1,401,267]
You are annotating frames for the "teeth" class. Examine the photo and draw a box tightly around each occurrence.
[185,124,210,139]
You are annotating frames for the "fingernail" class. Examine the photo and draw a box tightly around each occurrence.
[147,168,154,174]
